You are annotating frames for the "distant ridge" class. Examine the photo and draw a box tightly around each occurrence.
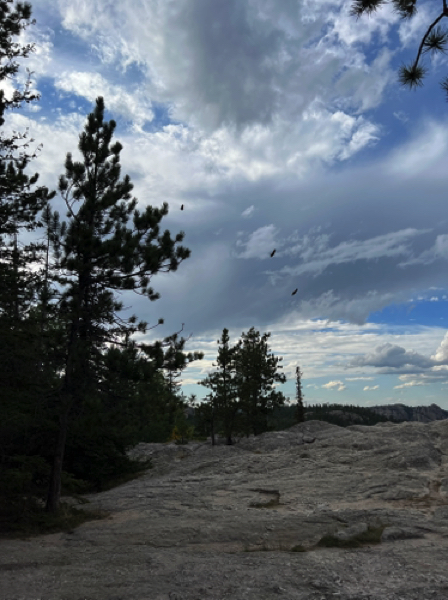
[368,403,448,423]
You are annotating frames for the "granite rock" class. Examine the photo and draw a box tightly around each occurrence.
[1,419,448,599]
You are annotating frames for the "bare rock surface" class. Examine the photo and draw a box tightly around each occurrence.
[2,419,448,599]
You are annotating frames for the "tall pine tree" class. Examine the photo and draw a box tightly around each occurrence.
[0,0,55,486]
[234,327,286,436]
[295,365,305,424]
[200,328,239,444]
[46,97,191,512]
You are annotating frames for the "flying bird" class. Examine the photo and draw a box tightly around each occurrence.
[181,204,184,210]
[291,288,298,296]
[270,249,276,257]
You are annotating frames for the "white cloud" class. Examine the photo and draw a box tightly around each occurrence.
[363,385,379,391]
[40,0,391,178]
[54,71,154,130]
[350,342,435,370]
[431,333,448,363]
[241,205,255,218]
[274,228,426,278]
[386,119,448,180]
[236,225,278,259]
[398,2,438,49]
[322,380,346,391]
[393,380,427,389]
[346,377,374,381]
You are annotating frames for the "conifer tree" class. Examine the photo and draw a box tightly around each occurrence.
[157,330,204,437]
[0,1,55,480]
[351,0,448,99]
[295,365,305,424]
[234,327,286,436]
[200,328,239,444]
[45,97,191,512]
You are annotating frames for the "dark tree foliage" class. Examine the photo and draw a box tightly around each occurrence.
[45,97,192,512]
[305,403,395,427]
[199,327,287,440]
[200,328,239,444]
[351,0,448,99]
[235,327,287,436]
[295,365,305,424]
[0,9,204,530]
[0,1,55,509]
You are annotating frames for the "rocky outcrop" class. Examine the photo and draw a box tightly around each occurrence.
[1,419,448,599]
[369,402,448,423]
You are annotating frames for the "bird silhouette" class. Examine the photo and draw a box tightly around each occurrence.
[270,249,276,257]
[292,288,298,296]
[181,204,184,210]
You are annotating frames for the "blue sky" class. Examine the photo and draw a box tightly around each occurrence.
[8,0,448,408]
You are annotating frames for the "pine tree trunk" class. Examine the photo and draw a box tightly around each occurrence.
[45,400,70,513]
[210,414,215,446]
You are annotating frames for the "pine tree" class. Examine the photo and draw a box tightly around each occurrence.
[0,1,55,487]
[295,365,305,424]
[351,0,448,99]
[234,327,286,436]
[158,330,204,439]
[45,97,192,512]
[200,328,239,444]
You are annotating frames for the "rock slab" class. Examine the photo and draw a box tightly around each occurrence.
[1,419,448,599]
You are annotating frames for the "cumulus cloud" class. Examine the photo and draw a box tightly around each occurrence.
[349,342,435,370]
[431,332,448,363]
[42,0,392,176]
[363,385,379,391]
[54,71,154,130]
[322,380,346,391]
[346,335,448,386]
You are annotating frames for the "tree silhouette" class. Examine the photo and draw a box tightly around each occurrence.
[46,97,191,512]
[351,0,448,99]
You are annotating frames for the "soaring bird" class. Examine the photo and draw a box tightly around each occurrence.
[270,249,276,257]
[292,288,298,296]
[181,204,184,210]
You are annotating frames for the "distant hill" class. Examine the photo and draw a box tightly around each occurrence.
[189,402,448,434]
[368,403,448,423]
[269,402,448,430]
[302,404,393,428]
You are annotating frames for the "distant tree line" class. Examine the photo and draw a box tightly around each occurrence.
[303,403,395,428]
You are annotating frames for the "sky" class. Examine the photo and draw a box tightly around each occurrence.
[7,0,448,409]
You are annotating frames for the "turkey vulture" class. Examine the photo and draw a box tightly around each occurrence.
[181,204,184,210]
[270,249,276,257]
[292,288,298,296]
